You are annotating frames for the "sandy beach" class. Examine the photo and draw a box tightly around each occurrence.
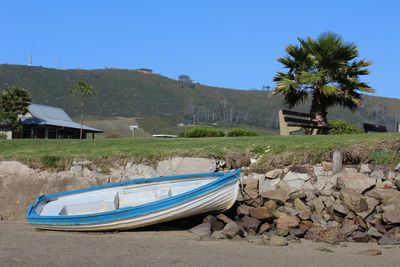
[0,221,399,267]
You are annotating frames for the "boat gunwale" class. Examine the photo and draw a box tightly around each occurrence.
[27,170,240,226]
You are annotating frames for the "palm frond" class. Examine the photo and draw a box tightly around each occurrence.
[274,32,372,113]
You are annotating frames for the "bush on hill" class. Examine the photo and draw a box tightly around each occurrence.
[328,120,363,134]
[179,128,225,138]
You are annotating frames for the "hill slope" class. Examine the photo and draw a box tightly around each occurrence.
[0,64,399,133]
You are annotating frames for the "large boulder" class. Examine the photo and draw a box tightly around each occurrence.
[237,174,260,205]
[0,161,97,220]
[313,166,337,195]
[305,225,339,244]
[382,211,400,224]
[222,221,241,239]
[312,197,325,214]
[249,207,274,220]
[356,197,380,219]
[276,213,300,236]
[370,169,385,180]
[124,163,158,179]
[258,176,280,195]
[242,173,261,192]
[293,198,309,212]
[241,216,261,234]
[366,189,400,223]
[156,157,216,175]
[0,162,46,220]
[261,189,289,203]
[281,171,310,193]
[366,189,400,206]
[51,175,97,192]
[0,161,36,177]
[203,215,224,232]
[337,172,375,193]
[265,169,283,179]
[189,223,212,238]
[340,189,368,213]
[359,164,372,174]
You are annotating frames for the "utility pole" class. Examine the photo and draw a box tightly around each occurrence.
[28,54,32,66]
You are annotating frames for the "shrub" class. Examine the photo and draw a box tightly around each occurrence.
[328,120,363,134]
[227,129,259,137]
[370,150,400,165]
[0,132,7,140]
[179,128,225,138]
[40,155,63,169]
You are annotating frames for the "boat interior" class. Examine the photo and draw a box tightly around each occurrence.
[38,176,219,216]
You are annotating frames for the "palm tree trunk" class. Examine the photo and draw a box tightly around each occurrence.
[309,89,328,123]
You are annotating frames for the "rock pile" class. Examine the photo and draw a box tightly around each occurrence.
[193,160,400,245]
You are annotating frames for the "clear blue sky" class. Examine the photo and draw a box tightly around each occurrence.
[1,0,399,98]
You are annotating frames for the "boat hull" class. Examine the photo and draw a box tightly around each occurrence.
[27,170,240,231]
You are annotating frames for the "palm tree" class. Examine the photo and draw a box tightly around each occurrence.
[273,32,373,123]
[0,86,31,115]
[70,81,95,139]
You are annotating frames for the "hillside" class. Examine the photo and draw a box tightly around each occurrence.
[0,64,399,134]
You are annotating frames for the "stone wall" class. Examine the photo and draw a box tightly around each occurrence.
[222,159,400,245]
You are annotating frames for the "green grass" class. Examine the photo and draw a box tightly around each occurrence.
[1,133,400,170]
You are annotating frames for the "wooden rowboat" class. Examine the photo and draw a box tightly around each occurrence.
[27,170,240,231]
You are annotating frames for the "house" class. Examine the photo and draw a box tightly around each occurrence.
[0,128,12,139]
[17,103,103,139]
[136,68,153,74]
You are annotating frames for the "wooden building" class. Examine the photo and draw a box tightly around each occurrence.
[19,104,103,139]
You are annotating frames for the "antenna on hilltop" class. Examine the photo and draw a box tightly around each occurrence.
[28,54,32,66]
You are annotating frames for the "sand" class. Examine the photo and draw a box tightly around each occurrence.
[0,221,399,267]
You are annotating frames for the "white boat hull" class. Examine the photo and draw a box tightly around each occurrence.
[33,181,238,231]
[27,171,241,231]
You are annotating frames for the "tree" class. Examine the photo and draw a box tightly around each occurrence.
[273,32,373,124]
[70,81,95,139]
[0,86,31,137]
[0,86,31,115]
[178,74,195,88]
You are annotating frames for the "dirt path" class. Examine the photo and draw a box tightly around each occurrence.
[1,221,399,267]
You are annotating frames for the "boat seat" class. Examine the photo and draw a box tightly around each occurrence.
[59,193,119,215]
[156,187,172,201]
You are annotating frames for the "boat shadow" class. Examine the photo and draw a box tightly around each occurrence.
[125,204,239,232]
[34,205,238,234]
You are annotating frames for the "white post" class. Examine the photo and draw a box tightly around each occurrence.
[129,125,139,138]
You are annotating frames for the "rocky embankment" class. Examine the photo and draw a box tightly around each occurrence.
[1,153,400,246]
[191,153,400,246]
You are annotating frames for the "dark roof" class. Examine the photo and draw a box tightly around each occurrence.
[21,104,103,132]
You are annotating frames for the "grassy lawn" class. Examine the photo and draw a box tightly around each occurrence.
[1,133,400,170]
